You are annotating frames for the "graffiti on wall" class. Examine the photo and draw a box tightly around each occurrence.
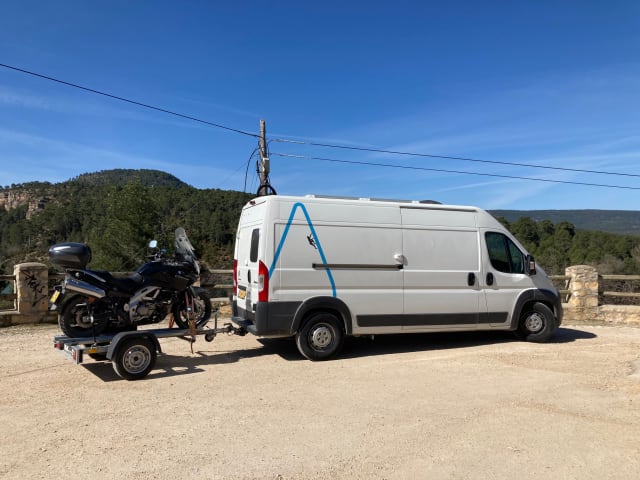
[23,270,48,307]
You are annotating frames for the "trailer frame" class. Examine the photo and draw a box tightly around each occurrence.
[53,316,245,380]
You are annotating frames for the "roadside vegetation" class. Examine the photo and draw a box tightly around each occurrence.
[1,170,639,276]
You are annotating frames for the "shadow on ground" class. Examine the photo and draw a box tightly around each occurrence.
[81,336,300,382]
[337,327,596,360]
[81,327,596,381]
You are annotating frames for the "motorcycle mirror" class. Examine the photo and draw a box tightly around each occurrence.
[149,240,158,249]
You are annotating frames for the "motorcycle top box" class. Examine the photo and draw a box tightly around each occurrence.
[49,242,92,269]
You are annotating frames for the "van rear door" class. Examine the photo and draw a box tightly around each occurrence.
[234,202,266,317]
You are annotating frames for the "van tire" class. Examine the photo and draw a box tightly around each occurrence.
[296,313,344,361]
[517,302,556,343]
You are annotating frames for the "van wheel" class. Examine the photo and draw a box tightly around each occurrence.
[517,302,557,343]
[296,313,344,361]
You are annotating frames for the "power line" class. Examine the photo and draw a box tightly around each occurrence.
[243,147,259,192]
[273,137,640,179]
[0,62,259,138]
[272,152,640,191]
[3,62,638,187]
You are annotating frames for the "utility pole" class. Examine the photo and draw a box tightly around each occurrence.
[257,119,276,196]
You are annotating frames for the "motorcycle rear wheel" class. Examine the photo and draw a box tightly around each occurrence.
[59,295,108,338]
[172,290,212,329]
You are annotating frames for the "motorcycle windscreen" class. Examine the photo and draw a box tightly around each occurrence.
[174,227,200,275]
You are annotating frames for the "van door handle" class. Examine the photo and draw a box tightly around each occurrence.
[486,272,494,286]
[467,272,476,286]
[393,254,406,267]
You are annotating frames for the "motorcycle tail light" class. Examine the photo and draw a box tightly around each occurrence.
[258,260,269,303]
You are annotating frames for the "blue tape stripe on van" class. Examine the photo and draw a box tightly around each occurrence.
[269,202,337,298]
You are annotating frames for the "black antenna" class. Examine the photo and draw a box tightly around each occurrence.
[256,119,277,196]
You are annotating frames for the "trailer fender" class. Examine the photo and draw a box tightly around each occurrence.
[106,331,162,360]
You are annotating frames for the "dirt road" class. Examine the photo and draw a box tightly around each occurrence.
[0,321,639,479]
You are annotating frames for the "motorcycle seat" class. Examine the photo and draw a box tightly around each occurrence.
[90,270,144,294]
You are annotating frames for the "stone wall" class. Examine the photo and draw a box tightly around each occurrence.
[1,263,640,327]
[562,265,640,326]
[0,263,57,326]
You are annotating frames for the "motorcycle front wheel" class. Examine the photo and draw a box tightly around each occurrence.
[59,294,108,338]
[172,289,212,329]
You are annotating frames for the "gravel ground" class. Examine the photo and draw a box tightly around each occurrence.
[0,320,639,480]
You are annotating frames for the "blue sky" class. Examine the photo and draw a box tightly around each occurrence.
[1,1,639,210]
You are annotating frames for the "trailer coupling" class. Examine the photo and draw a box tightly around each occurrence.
[202,322,246,342]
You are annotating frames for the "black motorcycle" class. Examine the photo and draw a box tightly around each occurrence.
[49,228,212,338]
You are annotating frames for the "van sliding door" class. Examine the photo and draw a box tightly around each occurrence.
[400,208,485,330]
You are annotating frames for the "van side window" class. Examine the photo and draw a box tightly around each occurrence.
[507,239,524,274]
[485,232,525,274]
[250,228,260,263]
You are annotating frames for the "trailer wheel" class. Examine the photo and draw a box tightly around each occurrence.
[112,337,157,380]
[517,302,557,343]
[296,312,344,361]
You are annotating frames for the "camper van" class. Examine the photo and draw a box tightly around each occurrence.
[231,195,562,360]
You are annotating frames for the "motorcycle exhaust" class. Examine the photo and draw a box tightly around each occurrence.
[64,277,106,299]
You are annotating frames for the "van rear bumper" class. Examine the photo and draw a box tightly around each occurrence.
[232,300,300,337]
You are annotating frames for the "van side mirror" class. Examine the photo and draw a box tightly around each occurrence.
[525,254,536,276]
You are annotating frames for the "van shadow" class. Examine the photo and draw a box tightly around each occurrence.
[337,326,597,361]
[81,327,596,381]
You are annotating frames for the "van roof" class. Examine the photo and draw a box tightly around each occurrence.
[303,194,444,204]
[248,194,480,212]
[243,194,507,233]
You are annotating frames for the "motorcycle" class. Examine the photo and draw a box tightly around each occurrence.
[49,228,212,338]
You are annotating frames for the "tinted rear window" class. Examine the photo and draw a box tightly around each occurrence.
[250,228,260,263]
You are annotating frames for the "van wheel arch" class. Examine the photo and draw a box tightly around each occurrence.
[510,289,561,331]
[291,297,352,336]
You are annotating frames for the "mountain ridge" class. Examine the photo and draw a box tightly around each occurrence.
[491,209,640,236]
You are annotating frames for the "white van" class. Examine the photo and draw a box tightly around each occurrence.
[231,195,562,360]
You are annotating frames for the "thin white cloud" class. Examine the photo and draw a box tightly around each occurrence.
[0,82,236,133]
[0,126,245,189]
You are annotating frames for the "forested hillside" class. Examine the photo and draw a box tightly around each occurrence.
[0,171,251,273]
[1,169,639,276]
[492,210,640,236]
[494,216,640,275]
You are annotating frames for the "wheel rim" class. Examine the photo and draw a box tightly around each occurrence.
[309,323,334,351]
[179,295,208,324]
[524,312,545,333]
[122,345,152,374]
[72,307,92,328]
[193,297,206,320]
